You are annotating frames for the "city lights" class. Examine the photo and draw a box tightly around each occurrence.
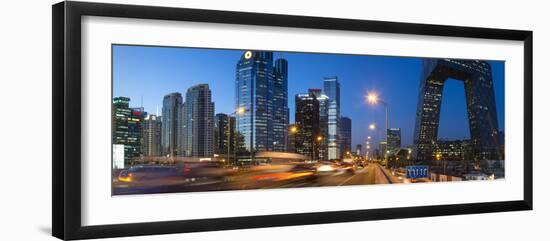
[111,46,505,195]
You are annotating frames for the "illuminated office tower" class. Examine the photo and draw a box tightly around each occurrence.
[324,76,341,160]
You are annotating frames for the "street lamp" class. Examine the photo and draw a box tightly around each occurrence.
[366,92,389,141]
[369,123,376,130]
[314,135,323,161]
[290,125,298,134]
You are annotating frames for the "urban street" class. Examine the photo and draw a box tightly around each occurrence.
[112,162,412,195]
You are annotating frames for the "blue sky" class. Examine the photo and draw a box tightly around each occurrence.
[113,45,505,148]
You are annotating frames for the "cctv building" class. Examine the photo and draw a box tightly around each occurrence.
[413,59,503,161]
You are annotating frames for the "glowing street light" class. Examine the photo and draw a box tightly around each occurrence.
[366,92,379,104]
[236,107,246,115]
[369,123,376,130]
[290,125,298,134]
[365,91,389,143]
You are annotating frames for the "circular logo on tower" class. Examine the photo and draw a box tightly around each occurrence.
[244,51,252,59]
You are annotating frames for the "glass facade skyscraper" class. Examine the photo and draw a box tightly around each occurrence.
[180,84,215,157]
[309,89,329,160]
[161,92,183,157]
[413,59,502,161]
[324,76,341,160]
[340,116,352,156]
[214,113,235,155]
[295,93,320,160]
[273,58,289,151]
[235,51,288,156]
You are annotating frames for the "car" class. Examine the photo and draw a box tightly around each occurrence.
[316,162,338,174]
[117,165,179,183]
[337,162,356,174]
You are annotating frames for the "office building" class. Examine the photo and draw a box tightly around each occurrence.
[161,92,183,157]
[143,114,162,156]
[214,113,235,156]
[309,88,329,160]
[340,116,352,157]
[235,50,290,155]
[273,58,289,151]
[387,128,401,156]
[295,93,320,160]
[324,76,341,160]
[180,84,215,157]
[413,59,502,160]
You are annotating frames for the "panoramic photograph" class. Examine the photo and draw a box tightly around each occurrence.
[111,45,505,195]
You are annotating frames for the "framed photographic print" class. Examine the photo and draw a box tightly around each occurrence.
[52,1,533,240]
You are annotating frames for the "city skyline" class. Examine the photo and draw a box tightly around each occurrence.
[113,45,505,148]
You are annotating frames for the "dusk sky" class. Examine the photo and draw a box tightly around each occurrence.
[113,45,505,148]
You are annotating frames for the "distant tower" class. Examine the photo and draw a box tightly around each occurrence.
[324,76,341,160]
[214,113,235,155]
[143,114,162,156]
[340,116,352,157]
[309,88,329,160]
[273,58,289,151]
[181,84,215,157]
[295,93,320,160]
[161,92,183,157]
[387,128,401,156]
[356,144,362,156]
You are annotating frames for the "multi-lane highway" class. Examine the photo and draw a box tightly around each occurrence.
[112,163,395,195]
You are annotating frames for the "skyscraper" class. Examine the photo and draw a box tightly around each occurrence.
[324,76,341,160]
[273,59,289,151]
[113,96,131,147]
[235,50,289,156]
[143,114,162,156]
[161,92,183,157]
[295,93,320,160]
[181,84,215,157]
[112,99,144,164]
[309,88,329,160]
[113,97,133,164]
[413,59,502,160]
[235,51,273,154]
[214,113,235,156]
[387,128,401,155]
[356,144,362,156]
[379,141,388,159]
[340,116,352,157]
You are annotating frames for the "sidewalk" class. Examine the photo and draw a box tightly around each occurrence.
[374,164,402,184]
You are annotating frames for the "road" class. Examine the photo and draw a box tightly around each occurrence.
[112,163,389,195]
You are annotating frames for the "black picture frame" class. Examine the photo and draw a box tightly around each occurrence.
[52,1,533,240]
